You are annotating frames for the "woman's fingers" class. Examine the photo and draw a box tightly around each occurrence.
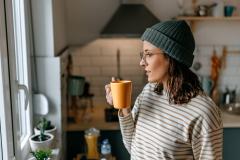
[105,83,113,105]
[111,77,116,82]
[105,77,119,105]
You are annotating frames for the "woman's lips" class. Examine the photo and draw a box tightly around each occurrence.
[145,71,151,76]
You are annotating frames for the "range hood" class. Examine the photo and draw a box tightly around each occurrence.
[100,4,160,37]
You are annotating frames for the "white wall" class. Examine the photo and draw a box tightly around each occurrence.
[31,0,54,56]
[31,0,67,56]
[65,0,119,45]
[53,0,67,55]
[144,0,178,21]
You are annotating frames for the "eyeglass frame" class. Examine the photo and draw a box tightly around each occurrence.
[139,50,164,64]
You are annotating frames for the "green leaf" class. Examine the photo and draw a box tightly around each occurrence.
[31,149,52,160]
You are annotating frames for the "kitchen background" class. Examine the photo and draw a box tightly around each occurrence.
[31,0,240,159]
[68,0,240,107]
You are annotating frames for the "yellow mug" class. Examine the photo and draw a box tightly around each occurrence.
[110,80,132,109]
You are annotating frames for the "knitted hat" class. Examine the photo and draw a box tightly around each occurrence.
[141,20,195,68]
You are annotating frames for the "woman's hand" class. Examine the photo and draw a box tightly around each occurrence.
[105,77,115,105]
[105,77,131,116]
[105,83,113,106]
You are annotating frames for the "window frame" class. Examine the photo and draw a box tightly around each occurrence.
[0,0,15,159]
[4,0,33,159]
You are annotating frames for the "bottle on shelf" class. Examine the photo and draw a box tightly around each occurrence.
[100,139,112,160]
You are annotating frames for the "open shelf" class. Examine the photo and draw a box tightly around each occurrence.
[177,16,240,31]
[177,16,240,21]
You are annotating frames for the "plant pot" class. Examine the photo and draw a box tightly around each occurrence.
[29,133,54,151]
[28,157,51,160]
[34,126,57,138]
[34,126,57,147]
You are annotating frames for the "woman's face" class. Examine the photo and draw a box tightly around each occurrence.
[140,41,170,83]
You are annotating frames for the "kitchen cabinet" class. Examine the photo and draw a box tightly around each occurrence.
[67,109,240,160]
[67,129,240,160]
[67,130,130,160]
[223,128,240,160]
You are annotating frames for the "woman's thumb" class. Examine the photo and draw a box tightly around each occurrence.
[111,77,116,82]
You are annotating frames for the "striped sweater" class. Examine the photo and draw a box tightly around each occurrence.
[119,83,223,160]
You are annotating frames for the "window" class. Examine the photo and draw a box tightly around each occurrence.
[2,0,33,159]
[0,123,2,160]
[0,0,15,159]
[11,0,32,147]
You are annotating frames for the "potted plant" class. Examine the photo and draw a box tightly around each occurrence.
[29,118,54,151]
[34,117,57,138]
[29,149,52,160]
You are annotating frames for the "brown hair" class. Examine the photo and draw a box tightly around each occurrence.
[154,54,204,105]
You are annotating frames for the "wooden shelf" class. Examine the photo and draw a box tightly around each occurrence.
[177,16,240,21]
[177,16,240,31]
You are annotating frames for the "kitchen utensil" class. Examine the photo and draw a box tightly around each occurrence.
[201,76,213,96]
[222,87,236,105]
[221,103,240,115]
[68,76,85,96]
[116,49,122,80]
[177,0,185,16]
[212,1,224,17]
[224,5,236,17]
[192,47,202,71]
[195,3,217,16]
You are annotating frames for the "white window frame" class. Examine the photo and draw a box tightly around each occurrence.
[4,0,33,159]
[0,0,15,159]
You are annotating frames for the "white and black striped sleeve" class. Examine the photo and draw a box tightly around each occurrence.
[118,94,141,153]
[191,104,223,160]
[192,127,223,160]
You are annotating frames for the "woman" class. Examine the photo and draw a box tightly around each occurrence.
[105,20,222,160]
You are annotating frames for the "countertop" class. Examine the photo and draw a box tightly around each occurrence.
[221,110,240,128]
[67,106,240,131]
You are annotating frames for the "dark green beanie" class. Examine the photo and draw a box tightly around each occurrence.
[141,20,195,68]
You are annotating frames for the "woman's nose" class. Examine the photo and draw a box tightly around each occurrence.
[140,58,146,67]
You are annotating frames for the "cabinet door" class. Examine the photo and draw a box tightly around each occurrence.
[224,128,240,160]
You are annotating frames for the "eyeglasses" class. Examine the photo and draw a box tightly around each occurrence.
[139,51,162,64]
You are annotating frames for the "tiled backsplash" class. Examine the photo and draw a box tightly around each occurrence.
[193,45,240,94]
[70,38,145,107]
[70,39,240,106]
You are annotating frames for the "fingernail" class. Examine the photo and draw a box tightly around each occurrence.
[111,77,116,82]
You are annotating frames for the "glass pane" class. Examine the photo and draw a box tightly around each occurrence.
[12,0,30,144]
[0,122,3,160]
